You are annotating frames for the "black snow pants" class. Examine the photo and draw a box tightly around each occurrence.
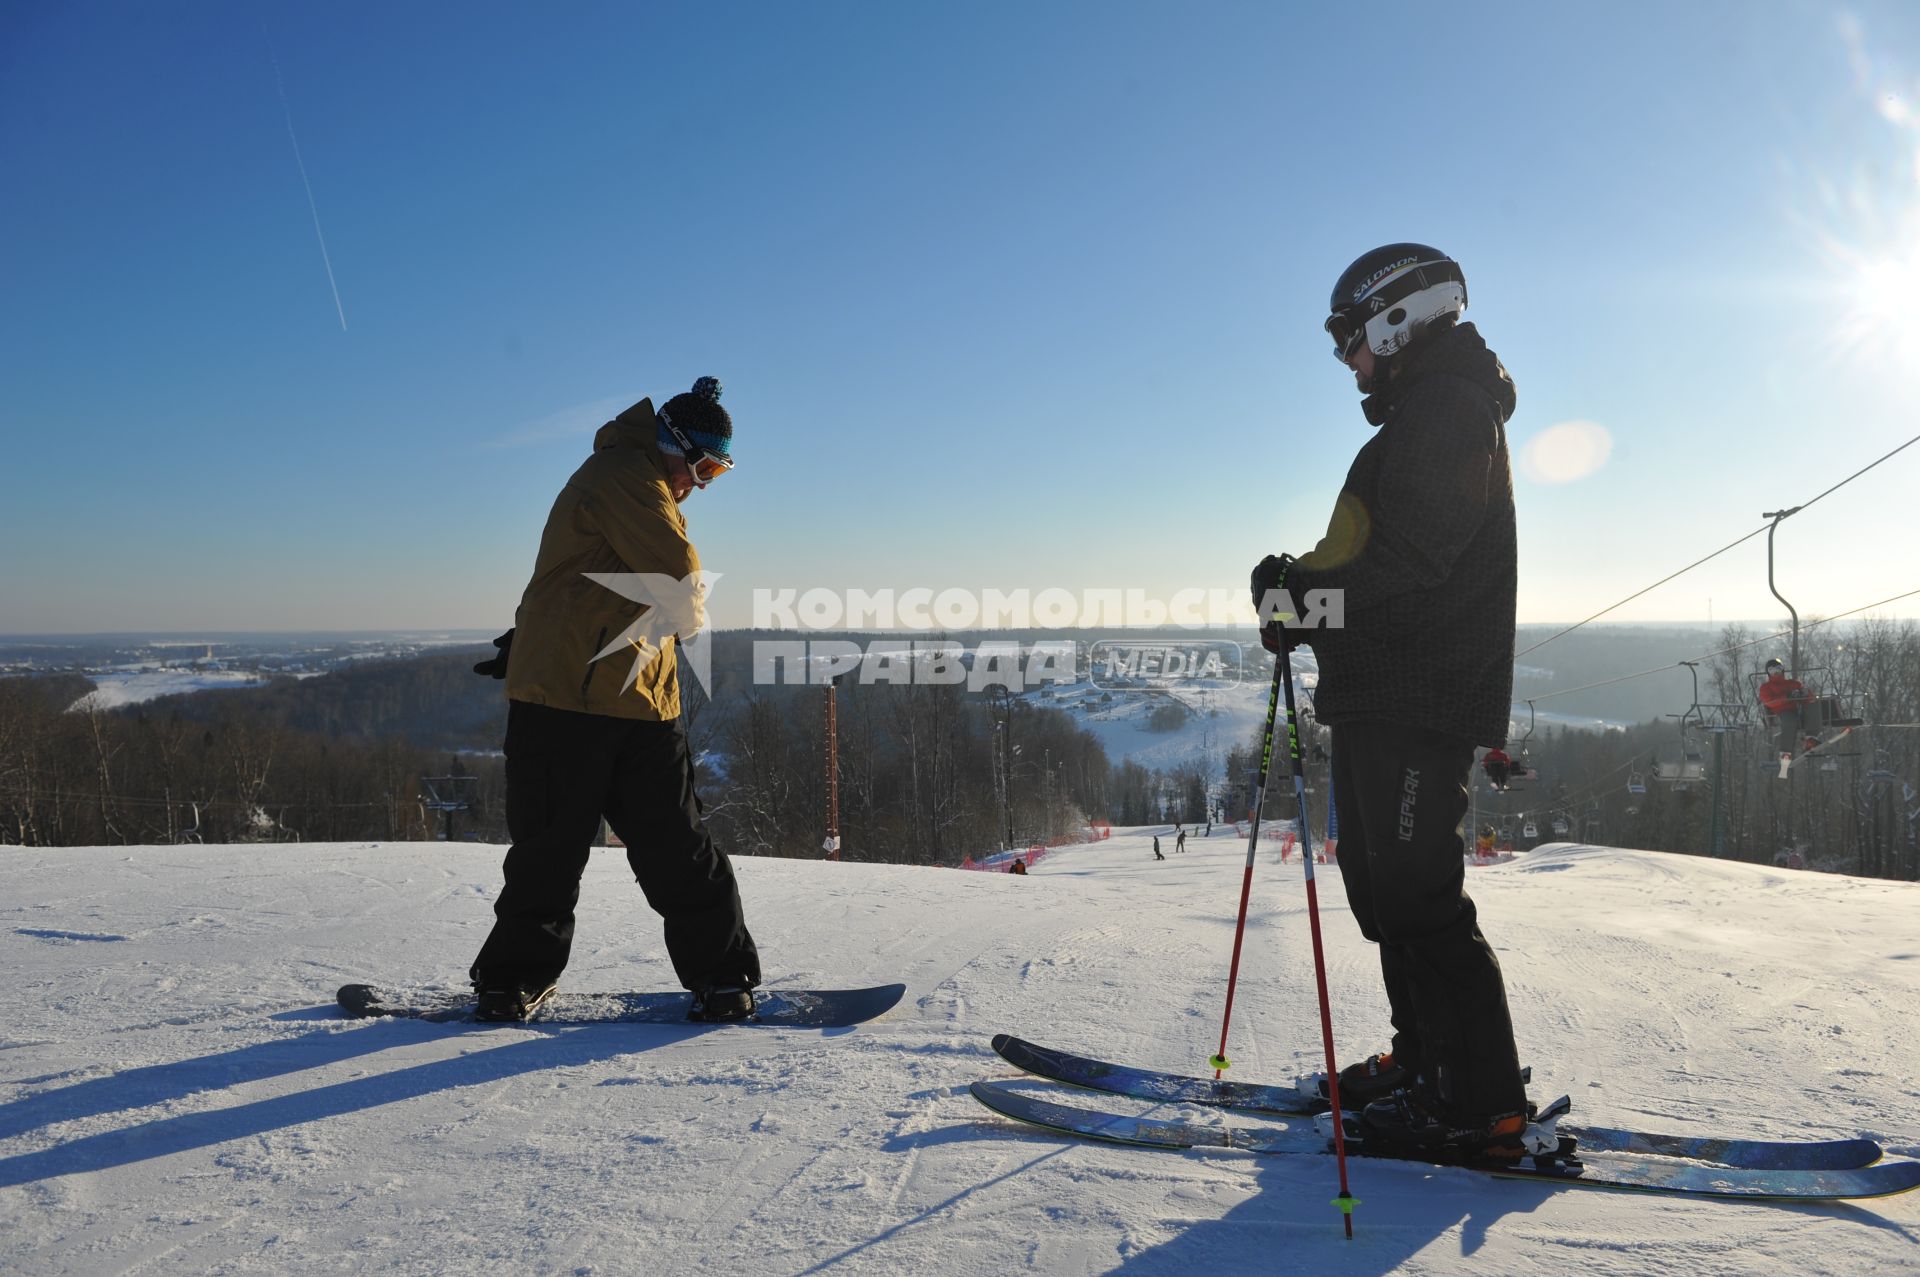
[1330,720,1525,1120]
[470,701,761,994]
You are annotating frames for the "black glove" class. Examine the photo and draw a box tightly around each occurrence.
[1259,619,1304,656]
[1249,554,1300,655]
[473,628,514,679]
[1249,553,1293,616]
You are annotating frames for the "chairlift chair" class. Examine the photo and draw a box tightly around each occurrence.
[1551,815,1569,837]
[1522,820,1539,840]
[1626,771,1647,795]
[1653,758,1705,785]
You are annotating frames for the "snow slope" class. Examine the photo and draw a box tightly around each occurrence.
[4,834,1917,1275]
[1052,657,1313,776]
[1032,654,1622,779]
[66,669,269,711]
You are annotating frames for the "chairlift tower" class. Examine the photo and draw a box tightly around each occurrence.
[1675,661,1752,859]
[419,772,476,842]
[822,675,842,860]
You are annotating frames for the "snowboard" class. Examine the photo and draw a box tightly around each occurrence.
[336,982,905,1028]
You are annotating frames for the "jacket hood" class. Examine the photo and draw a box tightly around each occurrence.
[1362,322,1516,427]
[596,397,661,458]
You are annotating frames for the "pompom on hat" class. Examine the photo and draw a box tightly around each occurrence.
[657,376,732,462]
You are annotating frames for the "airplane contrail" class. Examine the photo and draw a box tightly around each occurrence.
[264,28,347,332]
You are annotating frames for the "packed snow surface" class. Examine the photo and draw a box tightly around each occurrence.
[4,833,1917,1275]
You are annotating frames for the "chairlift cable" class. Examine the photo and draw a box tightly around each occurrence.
[1516,434,1920,660]
[1524,586,1920,706]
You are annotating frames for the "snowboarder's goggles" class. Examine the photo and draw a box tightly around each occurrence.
[1324,309,1368,362]
[659,410,735,486]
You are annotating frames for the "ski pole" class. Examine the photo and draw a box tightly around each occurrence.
[1278,645,1358,1237]
[1209,654,1283,1081]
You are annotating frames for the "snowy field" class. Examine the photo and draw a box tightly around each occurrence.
[3,832,1917,1275]
[1039,656,1623,779]
[65,669,269,711]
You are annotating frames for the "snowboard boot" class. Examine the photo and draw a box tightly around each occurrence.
[474,979,558,1023]
[1358,1087,1530,1165]
[1312,1052,1416,1110]
[689,985,756,1023]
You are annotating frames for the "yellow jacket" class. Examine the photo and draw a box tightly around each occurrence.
[505,399,703,720]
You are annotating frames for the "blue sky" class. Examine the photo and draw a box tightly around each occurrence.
[2,1,1917,634]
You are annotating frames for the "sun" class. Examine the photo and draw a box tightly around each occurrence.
[1833,221,1920,365]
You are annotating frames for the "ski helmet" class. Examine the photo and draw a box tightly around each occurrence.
[1325,243,1468,365]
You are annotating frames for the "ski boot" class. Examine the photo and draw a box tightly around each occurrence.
[1298,1051,1416,1110]
[1355,1086,1569,1166]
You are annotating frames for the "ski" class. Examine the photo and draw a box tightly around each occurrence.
[968,1081,1920,1202]
[1786,724,1857,775]
[991,1034,1881,1172]
[336,982,905,1029]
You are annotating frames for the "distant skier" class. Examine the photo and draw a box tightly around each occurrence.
[1249,245,1529,1162]
[1009,857,1028,876]
[1481,747,1513,790]
[468,378,760,1024]
[1175,827,1187,853]
[1153,835,1164,861]
[1204,819,1213,838]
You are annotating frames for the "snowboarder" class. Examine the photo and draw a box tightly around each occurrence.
[1153,835,1164,860]
[1175,827,1187,853]
[1249,244,1530,1161]
[468,377,761,1023]
[1009,857,1028,876]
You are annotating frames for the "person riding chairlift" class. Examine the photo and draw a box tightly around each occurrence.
[1482,747,1532,790]
[1757,658,1859,757]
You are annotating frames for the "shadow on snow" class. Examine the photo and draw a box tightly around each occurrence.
[0,1012,695,1188]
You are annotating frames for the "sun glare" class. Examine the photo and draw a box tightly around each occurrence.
[1837,226,1920,363]
[1518,420,1614,485]
[1822,15,1920,368]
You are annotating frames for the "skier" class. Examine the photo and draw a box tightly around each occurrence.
[1176,827,1187,853]
[467,377,761,1023]
[1249,245,1530,1162]
[1153,835,1164,861]
[1205,818,1213,838]
[1009,857,1028,876]
[1757,658,1858,760]
[1481,747,1513,791]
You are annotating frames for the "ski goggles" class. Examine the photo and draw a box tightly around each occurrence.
[659,410,735,486]
[1324,309,1368,362]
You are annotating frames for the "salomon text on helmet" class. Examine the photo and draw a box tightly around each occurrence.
[1325,243,1468,364]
